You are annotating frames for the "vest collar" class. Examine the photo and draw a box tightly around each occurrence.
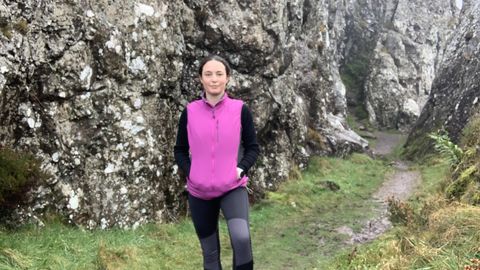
[202,92,229,108]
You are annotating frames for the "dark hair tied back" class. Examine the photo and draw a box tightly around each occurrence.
[198,55,231,77]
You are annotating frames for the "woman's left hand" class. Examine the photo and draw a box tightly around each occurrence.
[236,167,244,180]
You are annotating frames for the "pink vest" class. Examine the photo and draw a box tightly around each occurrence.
[187,95,247,199]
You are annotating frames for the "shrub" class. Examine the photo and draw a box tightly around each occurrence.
[388,197,415,226]
[439,117,480,205]
[428,131,463,166]
[0,147,49,219]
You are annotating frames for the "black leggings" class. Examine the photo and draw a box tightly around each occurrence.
[188,187,253,270]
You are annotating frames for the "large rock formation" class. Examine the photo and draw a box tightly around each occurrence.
[341,0,459,131]
[0,0,367,228]
[405,0,480,156]
[365,0,459,131]
[1,0,472,228]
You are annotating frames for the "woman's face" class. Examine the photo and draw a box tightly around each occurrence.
[200,60,229,97]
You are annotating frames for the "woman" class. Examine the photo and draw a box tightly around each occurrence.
[174,55,260,270]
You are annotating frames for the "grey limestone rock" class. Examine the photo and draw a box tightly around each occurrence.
[6,0,473,228]
[405,0,480,156]
[0,0,367,228]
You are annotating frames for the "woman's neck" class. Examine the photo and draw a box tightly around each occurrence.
[205,92,225,106]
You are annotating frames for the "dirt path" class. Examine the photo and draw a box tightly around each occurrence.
[335,131,422,244]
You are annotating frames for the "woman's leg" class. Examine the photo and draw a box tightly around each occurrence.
[188,194,222,270]
[220,187,253,270]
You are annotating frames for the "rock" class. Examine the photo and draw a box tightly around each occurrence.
[2,0,469,228]
[0,0,370,228]
[318,180,341,192]
[405,0,480,157]
[341,0,459,131]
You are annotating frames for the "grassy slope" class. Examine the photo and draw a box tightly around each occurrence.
[0,153,389,270]
[4,149,477,270]
[331,158,480,270]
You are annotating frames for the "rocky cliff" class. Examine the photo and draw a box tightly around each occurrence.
[405,0,480,156]
[0,0,367,228]
[0,0,472,228]
[342,0,459,131]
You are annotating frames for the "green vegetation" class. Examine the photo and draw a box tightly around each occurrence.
[254,153,388,269]
[0,147,49,221]
[428,131,463,166]
[1,121,479,269]
[332,157,480,269]
[0,19,28,39]
[331,118,480,270]
[450,116,480,205]
[341,54,370,97]
[0,25,12,39]
[402,121,445,161]
[341,51,371,121]
[13,19,28,35]
[0,153,389,269]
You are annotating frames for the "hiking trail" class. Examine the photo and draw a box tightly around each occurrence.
[335,131,421,244]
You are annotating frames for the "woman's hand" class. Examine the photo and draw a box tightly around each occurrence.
[236,167,244,180]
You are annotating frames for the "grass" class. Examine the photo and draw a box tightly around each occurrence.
[331,158,480,270]
[253,153,389,269]
[0,153,389,270]
[0,219,201,270]
[4,131,475,270]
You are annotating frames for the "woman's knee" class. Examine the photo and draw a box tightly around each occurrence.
[228,218,252,253]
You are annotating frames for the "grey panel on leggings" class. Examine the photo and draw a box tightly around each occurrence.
[227,218,252,265]
[200,232,221,270]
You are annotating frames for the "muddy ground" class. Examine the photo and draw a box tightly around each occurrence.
[335,131,421,244]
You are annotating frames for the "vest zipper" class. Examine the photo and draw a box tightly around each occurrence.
[211,108,216,189]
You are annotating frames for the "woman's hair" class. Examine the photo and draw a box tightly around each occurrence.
[198,55,231,77]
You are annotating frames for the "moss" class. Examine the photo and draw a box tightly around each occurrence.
[288,165,302,181]
[403,133,434,161]
[1,25,12,39]
[340,51,371,120]
[353,105,368,120]
[307,127,327,150]
[0,147,49,220]
[13,19,28,35]
[461,116,480,147]
[319,23,327,33]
